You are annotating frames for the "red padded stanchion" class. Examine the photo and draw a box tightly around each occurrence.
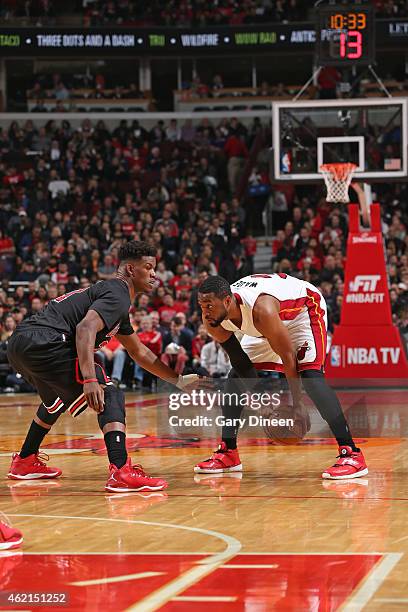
[325,204,408,385]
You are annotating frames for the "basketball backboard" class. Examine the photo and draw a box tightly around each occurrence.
[272,98,407,182]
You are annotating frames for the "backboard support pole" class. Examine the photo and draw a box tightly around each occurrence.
[292,66,321,102]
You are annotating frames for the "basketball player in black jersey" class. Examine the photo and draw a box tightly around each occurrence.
[7,241,202,492]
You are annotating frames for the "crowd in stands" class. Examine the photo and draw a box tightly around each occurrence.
[0,0,55,24]
[375,0,408,17]
[2,1,408,27]
[178,75,294,102]
[24,73,148,113]
[82,0,408,27]
[27,73,145,101]
[82,0,310,27]
[22,71,311,113]
[0,116,406,391]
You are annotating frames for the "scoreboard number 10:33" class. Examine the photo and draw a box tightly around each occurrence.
[317,4,375,66]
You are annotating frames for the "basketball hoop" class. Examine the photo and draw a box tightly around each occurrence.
[320,162,357,204]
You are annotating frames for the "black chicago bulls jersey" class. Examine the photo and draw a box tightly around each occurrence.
[17,278,133,349]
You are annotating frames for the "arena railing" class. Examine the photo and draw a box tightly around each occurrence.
[0,109,272,130]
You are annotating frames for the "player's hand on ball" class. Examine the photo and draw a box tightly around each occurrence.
[83,381,105,413]
[176,374,213,391]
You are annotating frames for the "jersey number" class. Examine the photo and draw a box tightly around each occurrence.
[53,288,89,303]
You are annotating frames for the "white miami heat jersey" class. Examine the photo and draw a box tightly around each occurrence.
[221,273,324,337]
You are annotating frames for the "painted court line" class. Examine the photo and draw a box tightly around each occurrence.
[7,491,408,501]
[7,513,240,566]
[221,564,279,569]
[10,551,209,556]
[126,561,238,612]
[342,552,403,612]
[70,571,165,587]
[172,596,237,602]
[14,550,394,556]
[8,513,241,612]
[5,533,401,612]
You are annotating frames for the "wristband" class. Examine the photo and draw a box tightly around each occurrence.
[83,378,98,384]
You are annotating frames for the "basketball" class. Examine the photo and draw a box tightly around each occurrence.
[261,404,311,445]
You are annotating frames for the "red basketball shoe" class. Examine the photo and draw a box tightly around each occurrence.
[105,458,168,493]
[0,520,23,551]
[8,452,62,480]
[322,446,368,480]
[194,442,242,473]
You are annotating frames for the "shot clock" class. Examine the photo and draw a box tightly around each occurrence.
[316,4,375,66]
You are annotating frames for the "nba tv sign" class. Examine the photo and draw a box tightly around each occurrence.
[331,345,401,367]
[327,326,408,379]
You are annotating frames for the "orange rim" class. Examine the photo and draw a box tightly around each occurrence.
[320,162,357,181]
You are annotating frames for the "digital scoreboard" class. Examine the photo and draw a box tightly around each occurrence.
[316,4,375,66]
[0,16,406,59]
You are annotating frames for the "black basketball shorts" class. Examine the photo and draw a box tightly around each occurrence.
[7,327,113,418]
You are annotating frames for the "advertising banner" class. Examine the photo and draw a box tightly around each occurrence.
[326,204,408,383]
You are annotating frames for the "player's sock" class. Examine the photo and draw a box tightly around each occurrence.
[104,431,127,468]
[221,369,245,451]
[221,392,241,448]
[222,437,237,450]
[221,423,240,448]
[328,414,359,451]
[301,370,359,452]
[20,421,49,458]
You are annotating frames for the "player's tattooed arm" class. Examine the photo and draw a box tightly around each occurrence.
[76,310,106,413]
[252,295,303,409]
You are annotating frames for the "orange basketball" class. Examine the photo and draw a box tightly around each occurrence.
[261,404,310,445]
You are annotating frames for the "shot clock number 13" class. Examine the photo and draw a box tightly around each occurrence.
[317,4,375,66]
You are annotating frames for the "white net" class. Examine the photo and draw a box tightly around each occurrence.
[320,163,357,203]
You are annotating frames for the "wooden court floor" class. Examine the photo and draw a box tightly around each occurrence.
[0,389,408,611]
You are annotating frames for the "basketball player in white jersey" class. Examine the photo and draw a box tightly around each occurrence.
[195,274,368,479]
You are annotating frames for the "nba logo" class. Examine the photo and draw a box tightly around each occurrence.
[331,345,342,367]
[281,152,291,173]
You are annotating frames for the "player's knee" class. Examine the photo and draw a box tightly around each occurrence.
[301,368,328,395]
[97,385,126,429]
[301,368,342,422]
[36,404,61,427]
